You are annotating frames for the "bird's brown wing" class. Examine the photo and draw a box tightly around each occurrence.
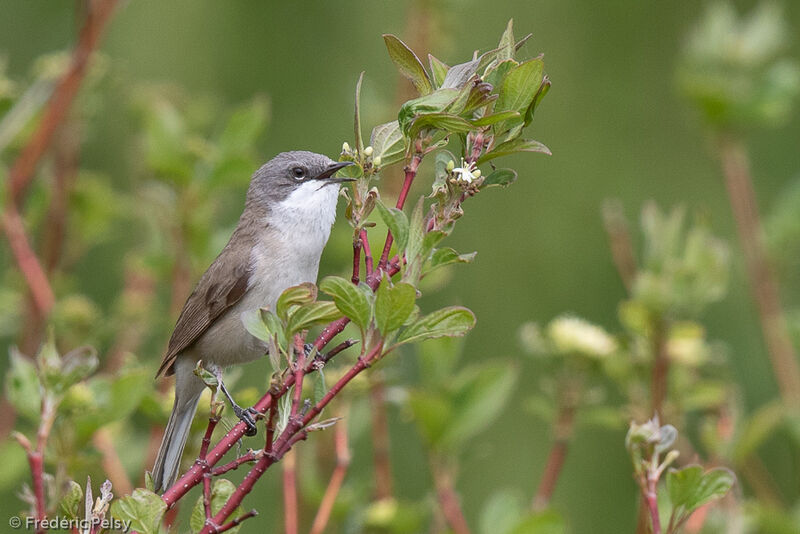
[156,255,251,377]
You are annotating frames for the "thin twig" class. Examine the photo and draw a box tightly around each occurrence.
[283,449,298,534]
[8,0,118,203]
[360,229,374,276]
[197,345,383,533]
[651,319,669,418]
[717,134,800,406]
[379,154,422,270]
[309,418,350,534]
[432,462,471,534]
[532,380,578,510]
[601,199,637,293]
[369,376,393,499]
[92,428,133,497]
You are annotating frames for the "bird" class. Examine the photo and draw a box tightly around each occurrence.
[151,151,353,493]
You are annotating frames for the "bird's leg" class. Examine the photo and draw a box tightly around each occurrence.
[213,368,259,437]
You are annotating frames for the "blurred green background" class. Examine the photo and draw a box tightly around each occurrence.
[1,1,799,532]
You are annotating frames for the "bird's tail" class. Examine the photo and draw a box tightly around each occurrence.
[152,388,203,493]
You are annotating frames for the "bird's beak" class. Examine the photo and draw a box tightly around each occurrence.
[315,161,355,183]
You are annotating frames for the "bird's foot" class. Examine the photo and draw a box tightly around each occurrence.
[217,375,259,437]
[233,405,259,437]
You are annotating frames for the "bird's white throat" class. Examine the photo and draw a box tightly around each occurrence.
[270,180,340,245]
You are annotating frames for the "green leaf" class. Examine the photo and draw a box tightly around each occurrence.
[477,138,551,165]
[441,58,479,89]
[428,54,449,87]
[497,19,516,62]
[525,75,551,125]
[370,120,406,167]
[480,490,524,534]
[442,362,517,448]
[408,391,452,446]
[109,488,167,534]
[276,282,318,321]
[143,99,192,183]
[667,466,735,527]
[241,308,273,342]
[375,279,417,335]
[59,480,83,519]
[354,72,365,153]
[428,248,477,271]
[407,112,475,140]
[397,306,476,345]
[287,301,343,334]
[218,97,268,154]
[732,401,786,463]
[190,479,246,534]
[5,348,41,420]
[314,368,327,405]
[509,510,566,534]
[374,200,410,254]
[398,89,459,134]
[406,197,426,264]
[58,346,99,390]
[383,34,433,95]
[495,58,545,115]
[484,59,519,90]
[482,168,518,188]
[471,110,520,127]
[319,276,372,331]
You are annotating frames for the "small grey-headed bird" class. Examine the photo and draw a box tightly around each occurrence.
[152,151,352,493]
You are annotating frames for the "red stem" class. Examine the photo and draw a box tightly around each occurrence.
[282,450,298,534]
[309,421,350,534]
[211,450,260,477]
[351,235,362,284]
[532,397,576,509]
[360,229,374,276]
[379,154,422,269]
[369,378,393,499]
[646,476,662,534]
[28,452,46,534]
[432,463,471,534]
[8,0,118,203]
[198,345,382,533]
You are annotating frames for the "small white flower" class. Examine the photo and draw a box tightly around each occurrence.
[547,315,617,358]
[452,158,479,184]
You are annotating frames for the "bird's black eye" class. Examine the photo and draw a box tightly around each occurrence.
[291,167,306,180]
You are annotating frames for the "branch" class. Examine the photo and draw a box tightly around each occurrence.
[0,207,55,316]
[645,473,662,534]
[379,154,422,269]
[717,134,800,407]
[532,385,577,510]
[309,419,350,534]
[8,0,118,204]
[602,199,637,293]
[369,377,393,499]
[2,0,119,319]
[651,319,669,418]
[432,463,471,534]
[282,449,298,534]
[197,345,382,533]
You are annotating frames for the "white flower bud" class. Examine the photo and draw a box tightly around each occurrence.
[372,156,382,167]
[342,142,351,153]
[364,146,374,156]
[446,160,455,171]
[472,169,481,178]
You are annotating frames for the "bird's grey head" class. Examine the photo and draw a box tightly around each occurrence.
[245,151,353,212]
